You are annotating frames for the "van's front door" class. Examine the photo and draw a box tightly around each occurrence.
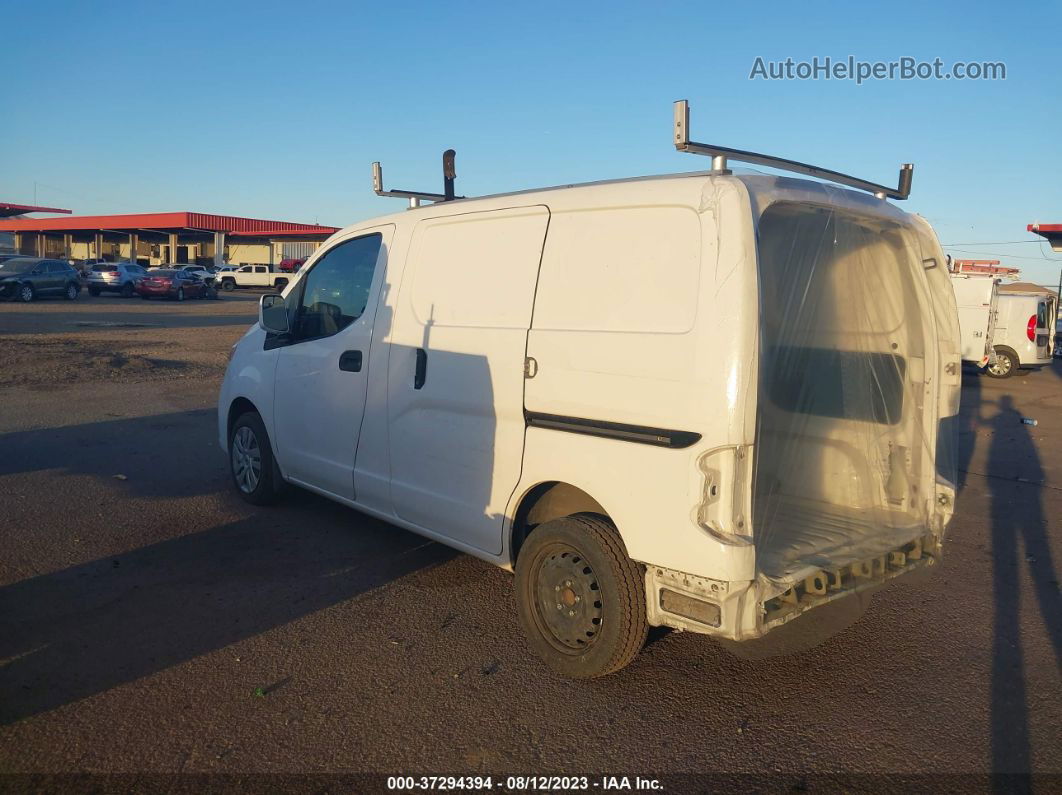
[387,206,549,555]
[272,229,390,501]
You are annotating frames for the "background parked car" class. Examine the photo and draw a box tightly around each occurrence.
[136,269,209,301]
[171,264,217,285]
[86,262,147,297]
[0,257,81,302]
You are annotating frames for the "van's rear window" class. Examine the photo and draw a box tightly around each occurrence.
[765,347,906,425]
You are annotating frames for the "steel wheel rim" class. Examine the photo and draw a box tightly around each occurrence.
[231,426,262,493]
[531,542,604,654]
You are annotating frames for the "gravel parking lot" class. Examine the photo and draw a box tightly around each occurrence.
[0,295,1059,787]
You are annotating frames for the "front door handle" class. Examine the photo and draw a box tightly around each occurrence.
[338,350,362,372]
[414,348,427,389]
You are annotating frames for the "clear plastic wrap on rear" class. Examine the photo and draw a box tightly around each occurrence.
[752,200,959,622]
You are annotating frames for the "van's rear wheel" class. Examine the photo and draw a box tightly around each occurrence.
[515,514,647,678]
[987,347,1017,379]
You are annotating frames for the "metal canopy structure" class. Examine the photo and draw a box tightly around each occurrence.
[0,202,71,219]
[0,211,338,266]
[673,99,914,200]
[1028,223,1062,253]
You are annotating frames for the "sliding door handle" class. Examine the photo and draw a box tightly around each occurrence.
[414,348,427,389]
[338,350,362,372]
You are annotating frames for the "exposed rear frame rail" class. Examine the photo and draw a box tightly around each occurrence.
[673,99,913,200]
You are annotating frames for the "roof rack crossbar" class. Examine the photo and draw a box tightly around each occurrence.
[372,150,464,209]
[673,99,913,200]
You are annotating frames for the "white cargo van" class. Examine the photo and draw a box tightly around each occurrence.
[948,273,999,369]
[989,291,1057,377]
[218,106,960,677]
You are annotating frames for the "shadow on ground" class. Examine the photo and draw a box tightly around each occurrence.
[0,410,227,499]
[0,491,452,724]
[961,368,1062,778]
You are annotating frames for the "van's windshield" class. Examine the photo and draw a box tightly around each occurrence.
[753,202,939,582]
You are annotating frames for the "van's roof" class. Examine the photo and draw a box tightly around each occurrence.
[337,170,916,238]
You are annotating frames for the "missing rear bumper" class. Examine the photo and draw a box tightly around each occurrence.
[761,533,940,629]
[645,533,941,641]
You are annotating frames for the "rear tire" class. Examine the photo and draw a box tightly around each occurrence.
[176,287,185,302]
[64,282,79,300]
[229,411,284,506]
[515,514,648,678]
[987,347,1017,379]
[221,278,236,292]
[18,283,33,303]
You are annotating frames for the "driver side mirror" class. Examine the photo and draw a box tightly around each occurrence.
[260,293,289,334]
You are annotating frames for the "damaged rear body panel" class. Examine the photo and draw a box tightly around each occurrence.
[648,175,960,642]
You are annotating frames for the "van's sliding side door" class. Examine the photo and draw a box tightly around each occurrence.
[386,206,550,556]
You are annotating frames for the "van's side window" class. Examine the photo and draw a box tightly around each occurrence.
[292,233,382,341]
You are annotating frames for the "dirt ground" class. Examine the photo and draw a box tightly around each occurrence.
[0,293,1059,790]
[0,293,253,388]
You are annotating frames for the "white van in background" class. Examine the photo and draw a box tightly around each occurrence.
[218,126,960,677]
[948,273,999,369]
[988,291,1057,377]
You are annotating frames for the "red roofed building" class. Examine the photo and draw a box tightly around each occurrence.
[0,210,339,267]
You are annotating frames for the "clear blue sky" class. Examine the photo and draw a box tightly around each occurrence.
[2,0,1059,283]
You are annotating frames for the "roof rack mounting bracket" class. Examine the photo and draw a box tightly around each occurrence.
[372,150,464,209]
[673,99,913,200]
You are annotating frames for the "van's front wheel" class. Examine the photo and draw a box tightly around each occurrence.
[515,514,647,678]
[229,411,284,505]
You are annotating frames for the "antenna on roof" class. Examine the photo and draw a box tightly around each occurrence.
[673,99,914,200]
[372,150,464,209]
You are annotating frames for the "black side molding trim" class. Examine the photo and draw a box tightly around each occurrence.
[525,411,701,449]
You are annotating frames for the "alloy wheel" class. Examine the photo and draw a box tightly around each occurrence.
[231,426,262,494]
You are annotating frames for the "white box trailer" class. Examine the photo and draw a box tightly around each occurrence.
[988,291,1057,377]
[948,273,1000,368]
[217,102,961,677]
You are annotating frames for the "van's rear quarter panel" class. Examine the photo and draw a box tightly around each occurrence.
[518,178,760,579]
